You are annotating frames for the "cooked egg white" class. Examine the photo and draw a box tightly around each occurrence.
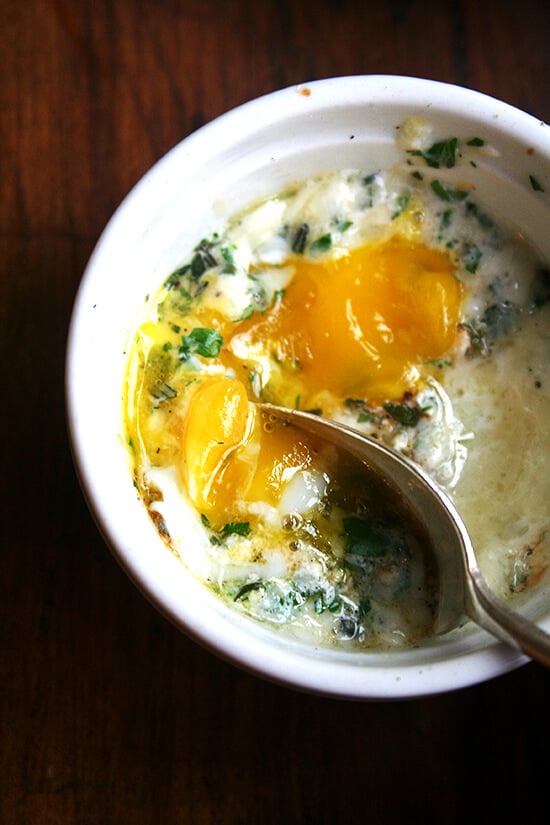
[124,129,550,649]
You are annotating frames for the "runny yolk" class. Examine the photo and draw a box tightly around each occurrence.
[183,378,252,512]
[236,235,463,406]
[181,236,464,523]
[182,377,319,521]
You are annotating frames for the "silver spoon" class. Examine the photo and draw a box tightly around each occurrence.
[259,403,550,667]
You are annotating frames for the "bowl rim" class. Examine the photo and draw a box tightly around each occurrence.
[66,74,549,700]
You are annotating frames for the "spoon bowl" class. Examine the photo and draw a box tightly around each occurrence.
[259,403,550,668]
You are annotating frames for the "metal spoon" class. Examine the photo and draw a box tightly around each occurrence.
[259,403,550,667]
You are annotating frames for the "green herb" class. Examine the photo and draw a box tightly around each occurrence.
[361,173,380,208]
[463,242,482,274]
[161,287,193,318]
[392,193,410,219]
[337,219,353,233]
[383,402,421,427]
[235,304,255,321]
[357,410,375,423]
[430,180,469,202]
[162,342,172,352]
[221,246,237,274]
[465,201,494,229]
[439,208,453,233]
[179,327,223,360]
[529,175,544,192]
[313,595,324,614]
[190,239,218,279]
[345,397,377,424]
[292,223,309,253]
[466,137,485,147]
[151,382,177,401]
[193,280,209,299]
[222,522,251,537]
[200,514,211,528]
[416,137,459,168]
[164,264,190,289]
[314,593,342,615]
[309,234,332,254]
[343,516,387,558]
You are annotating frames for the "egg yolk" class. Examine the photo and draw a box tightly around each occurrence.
[182,377,320,522]
[183,377,252,512]
[180,236,464,524]
[236,236,463,406]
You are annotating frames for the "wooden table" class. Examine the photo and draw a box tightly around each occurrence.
[2,1,549,822]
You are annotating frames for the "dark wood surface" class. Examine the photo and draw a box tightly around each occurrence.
[2,1,549,822]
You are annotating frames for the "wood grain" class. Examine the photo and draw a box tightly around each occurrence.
[2,1,549,822]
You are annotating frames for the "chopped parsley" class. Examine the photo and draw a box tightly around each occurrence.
[392,193,410,219]
[414,137,459,169]
[222,522,251,537]
[430,180,469,202]
[178,327,223,360]
[383,401,421,427]
[465,200,494,229]
[221,245,237,274]
[309,233,332,254]
[151,382,177,401]
[345,397,378,424]
[462,242,482,274]
[439,208,453,233]
[191,239,218,278]
[337,219,353,233]
[164,264,190,289]
[235,303,255,321]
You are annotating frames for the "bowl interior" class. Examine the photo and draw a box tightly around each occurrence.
[66,76,550,699]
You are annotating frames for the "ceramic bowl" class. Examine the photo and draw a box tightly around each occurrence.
[66,75,550,699]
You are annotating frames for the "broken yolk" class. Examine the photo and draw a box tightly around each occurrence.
[183,377,252,513]
[182,377,320,522]
[181,235,463,523]
[236,235,463,406]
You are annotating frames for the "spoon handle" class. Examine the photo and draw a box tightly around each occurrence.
[466,570,550,668]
